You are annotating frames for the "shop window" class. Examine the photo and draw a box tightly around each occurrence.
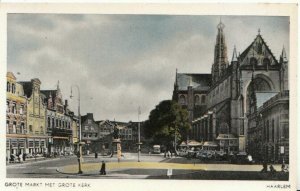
[29,125,33,132]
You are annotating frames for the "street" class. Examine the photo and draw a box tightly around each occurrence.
[6,152,288,180]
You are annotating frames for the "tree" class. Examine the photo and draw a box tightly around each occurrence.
[144,100,190,150]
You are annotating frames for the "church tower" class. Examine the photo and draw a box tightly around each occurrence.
[212,20,229,84]
[280,46,289,91]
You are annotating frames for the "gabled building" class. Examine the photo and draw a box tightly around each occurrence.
[41,82,73,155]
[81,113,99,153]
[6,72,27,158]
[20,78,48,155]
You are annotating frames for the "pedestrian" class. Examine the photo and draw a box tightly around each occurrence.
[95,152,98,158]
[168,151,171,158]
[99,161,106,175]
[269,164,276,174]
[261,161,268,173]
[22,153,26,162]
[164,151,166,158]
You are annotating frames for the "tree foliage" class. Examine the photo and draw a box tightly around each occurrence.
[144,100,190,149]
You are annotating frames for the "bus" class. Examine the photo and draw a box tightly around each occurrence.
[153,145,161,154]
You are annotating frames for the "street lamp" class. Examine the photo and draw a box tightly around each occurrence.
[70,85,83,174]
[137,106,141,162]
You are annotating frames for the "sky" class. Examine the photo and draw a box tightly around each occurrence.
[7,14,289,122]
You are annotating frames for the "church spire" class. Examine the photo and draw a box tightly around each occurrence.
[212,19,229,84]
[280,45,288,63]
[232,45,238,62]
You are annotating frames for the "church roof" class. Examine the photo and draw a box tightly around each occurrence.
[255,92,279,108]
[176,73,211,91]
[239,34,279,65]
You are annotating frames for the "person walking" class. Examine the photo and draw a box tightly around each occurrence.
[261,161,268,173]
[99,161,106,175]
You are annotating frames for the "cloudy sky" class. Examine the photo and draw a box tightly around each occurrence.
[7,14,289,122]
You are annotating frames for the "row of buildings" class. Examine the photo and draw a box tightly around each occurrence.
[6,73,144,159]
[172,22,289,163]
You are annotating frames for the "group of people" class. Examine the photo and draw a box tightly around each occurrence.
[9,153,27,163]
[164,150,173,158]
[261,161,289,173]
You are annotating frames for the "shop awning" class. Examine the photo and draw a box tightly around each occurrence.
[203,141,218,147]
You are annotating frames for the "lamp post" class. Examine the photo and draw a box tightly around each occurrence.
[70,85,83,174]
[137,106,141,162]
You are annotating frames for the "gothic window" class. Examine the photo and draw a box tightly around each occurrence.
[263,58,271,66]
[56,119,58,128]
[250,57,258,66]
[7,82,10,92]
[194,95,200,105]
[179,95,186,105]
[246,77,272,114]
[201,95,206,104]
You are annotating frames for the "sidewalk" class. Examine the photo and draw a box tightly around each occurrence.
[6,155,75,166]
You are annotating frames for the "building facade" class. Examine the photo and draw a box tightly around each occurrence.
[6,72,27,158]
[20,78,48,155]
[41,83,73,155]
[247,90,289,163]
[81,113,100,153]
[173,21,289,155]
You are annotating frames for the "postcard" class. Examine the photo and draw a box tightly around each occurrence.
[0,3,297,191]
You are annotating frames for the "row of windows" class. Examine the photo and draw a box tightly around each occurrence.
[6,121,25,134]
[248,57,271,66]
[83,133,98,138]
[47,117,71,129]
[7,82,16,93]
[7,101,24,114]
[179,95,206,105]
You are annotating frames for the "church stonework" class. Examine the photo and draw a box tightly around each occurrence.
[172,21,289,159]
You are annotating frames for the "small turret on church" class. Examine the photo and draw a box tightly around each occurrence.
[280,46,289,91]
[212,20,229,84]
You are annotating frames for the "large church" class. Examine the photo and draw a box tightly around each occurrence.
[172,21,289,162]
